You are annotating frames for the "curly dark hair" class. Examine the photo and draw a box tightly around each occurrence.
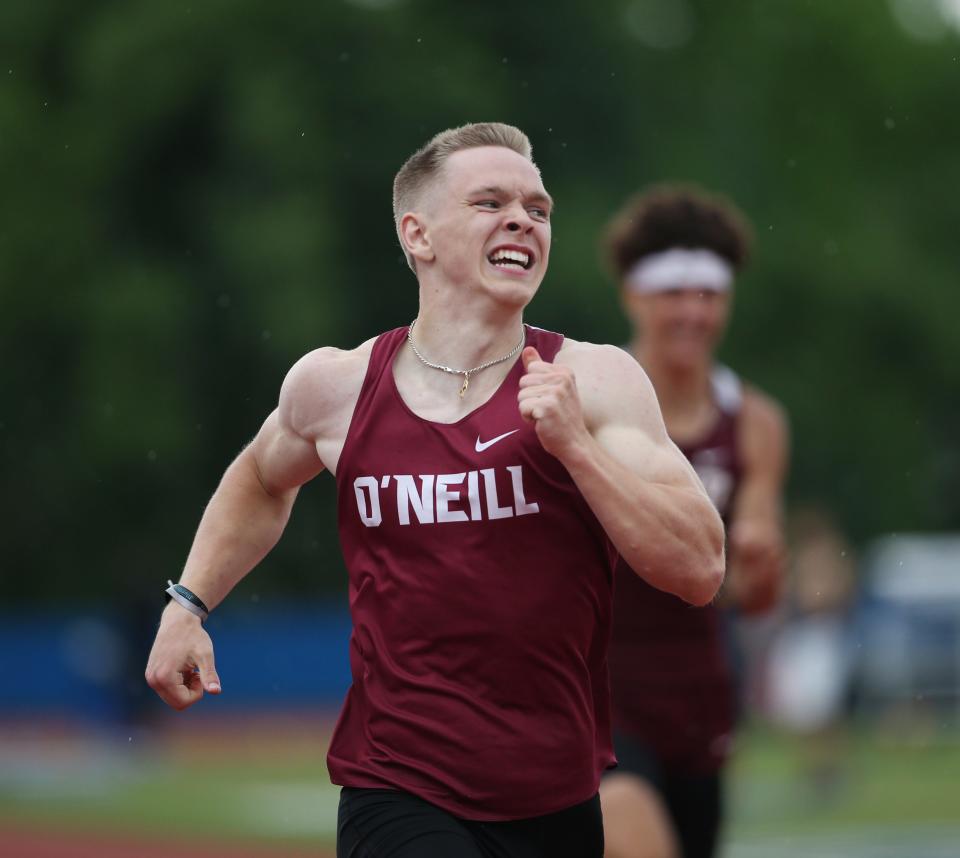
[603,184,753,281]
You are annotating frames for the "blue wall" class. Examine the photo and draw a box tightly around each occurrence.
[0,603,354,722]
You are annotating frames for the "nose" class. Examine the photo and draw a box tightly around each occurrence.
[676,291,716,326]
[504,202,534,233]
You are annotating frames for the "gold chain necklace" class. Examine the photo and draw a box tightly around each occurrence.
[406,319,526,397]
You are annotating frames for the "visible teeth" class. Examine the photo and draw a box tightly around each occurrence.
[490,248,530,268]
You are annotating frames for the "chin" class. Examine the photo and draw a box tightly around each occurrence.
[484,273,541,304]
[664,344,712,370]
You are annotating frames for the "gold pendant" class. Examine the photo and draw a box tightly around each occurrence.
[459,372,470,397]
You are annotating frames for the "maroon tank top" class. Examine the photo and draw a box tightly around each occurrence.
[327,325,618,820]
[608,367,743,774]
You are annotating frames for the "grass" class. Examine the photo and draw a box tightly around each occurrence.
[0,716,341,846]
[729,723,960,835]
[724,722,960,856]
[2,717,958,854]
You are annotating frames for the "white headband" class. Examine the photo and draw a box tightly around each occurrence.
[626,248,734,294]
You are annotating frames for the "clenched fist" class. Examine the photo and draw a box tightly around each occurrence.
[726,519,785,614]
[145,603,222,711]
[517,346,589,460]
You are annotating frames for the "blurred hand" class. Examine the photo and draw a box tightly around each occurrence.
[517,346,588,459]
[145,603,221,710]
[725,519,785,615]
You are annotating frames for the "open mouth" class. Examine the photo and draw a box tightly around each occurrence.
[488,247,533,272]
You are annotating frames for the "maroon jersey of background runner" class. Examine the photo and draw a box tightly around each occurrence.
[327,325,618,821]
[608,367,744,774]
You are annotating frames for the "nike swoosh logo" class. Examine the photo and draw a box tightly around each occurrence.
[475,429,519,453]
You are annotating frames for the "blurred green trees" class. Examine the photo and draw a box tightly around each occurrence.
[2,0,958,602]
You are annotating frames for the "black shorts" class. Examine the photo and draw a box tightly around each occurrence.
[609,731,724,858]
[337,787,603,858]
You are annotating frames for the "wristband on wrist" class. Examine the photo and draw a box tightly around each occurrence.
[165,580,210,622]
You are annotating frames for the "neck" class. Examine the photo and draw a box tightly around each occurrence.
[413,281,527,370]
[631,339,713,412]
[395,295,526,411]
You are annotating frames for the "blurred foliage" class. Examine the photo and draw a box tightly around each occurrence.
[1,0,958,603]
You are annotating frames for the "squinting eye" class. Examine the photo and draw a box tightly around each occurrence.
[529,208,549,220]
[476,200,499,209]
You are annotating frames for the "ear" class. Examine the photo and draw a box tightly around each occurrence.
[620,286,646,330]
[399,212,435,266]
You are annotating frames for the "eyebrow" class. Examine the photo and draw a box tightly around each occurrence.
[468,185,555,210]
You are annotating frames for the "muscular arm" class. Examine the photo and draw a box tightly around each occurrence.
[725,387,790,613]
[175,408,324,612]
[519,344,725,606]
[146,346,364,709]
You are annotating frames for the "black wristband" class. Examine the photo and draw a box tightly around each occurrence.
[165,580,210,620]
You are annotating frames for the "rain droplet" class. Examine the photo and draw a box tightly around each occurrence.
[884,117,896,130]
[217,293,231,309]
[147,450,158,462]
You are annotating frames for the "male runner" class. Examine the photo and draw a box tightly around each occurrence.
[145,125,725,858]
[599,185,790,858]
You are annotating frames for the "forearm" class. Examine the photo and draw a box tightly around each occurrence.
[561,436,725,606]
[176,446,298,610]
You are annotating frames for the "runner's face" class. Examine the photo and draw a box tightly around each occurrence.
[423,146,552,304]
[625,286,731,369]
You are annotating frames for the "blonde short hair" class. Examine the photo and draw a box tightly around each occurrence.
[392,122,535,271]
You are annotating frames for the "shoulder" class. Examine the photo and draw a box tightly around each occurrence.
[556,338,665,437]
[556,338,647,384]
[737,382,790,471]
[739,383,789,440]
[279,337,377,437]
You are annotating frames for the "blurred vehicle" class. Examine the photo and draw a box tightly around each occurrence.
[852,533,960,723]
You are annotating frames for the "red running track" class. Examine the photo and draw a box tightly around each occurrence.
[0,828,335,857]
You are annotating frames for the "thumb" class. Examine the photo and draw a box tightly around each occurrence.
[522,346,543,370]
[196,652,222,694]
